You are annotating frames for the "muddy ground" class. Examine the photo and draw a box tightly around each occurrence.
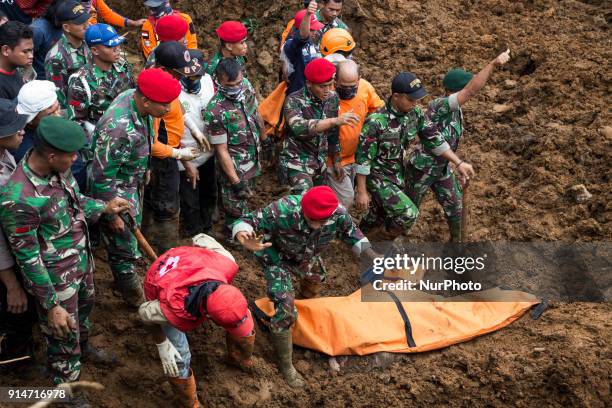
[3,0,612,407]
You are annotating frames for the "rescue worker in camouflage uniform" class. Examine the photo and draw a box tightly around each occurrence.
[354,72,433,239]
[88,68,182,306]
[280,57,359,194]
[206,21,249,82]
[67,23,134,136]
[233,186,377,388]
[67,23,134,192]
[0,116,129,399]
[405,50,511,241]
[44,0,92,110]
[204,58,264,241]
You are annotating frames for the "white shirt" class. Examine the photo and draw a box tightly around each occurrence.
[178,74,216,171]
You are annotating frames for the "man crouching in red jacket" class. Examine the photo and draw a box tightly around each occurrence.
[138,234,255,408]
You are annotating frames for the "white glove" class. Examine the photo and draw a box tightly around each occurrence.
[191,129,211,152]
[172,146,199,161]
[156,338,182,377]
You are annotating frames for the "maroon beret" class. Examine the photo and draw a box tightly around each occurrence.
[156,15,188,42]
[137,68,181,103]
[304,58,336,84]
[215,21,248,43]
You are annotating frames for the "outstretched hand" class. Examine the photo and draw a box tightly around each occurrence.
[494,49,511,66]
[236,231,272,252]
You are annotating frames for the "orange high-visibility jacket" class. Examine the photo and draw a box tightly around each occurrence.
[88,0,128,28]
[140,12,197,58]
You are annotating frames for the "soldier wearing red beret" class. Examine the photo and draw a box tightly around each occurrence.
[88,68,182,306]
[206,20,249,81]
[143,14,190,68]
[279,57,360,194]
[232,186,378,387]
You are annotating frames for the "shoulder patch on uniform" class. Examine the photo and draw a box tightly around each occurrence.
[142,32,149,38]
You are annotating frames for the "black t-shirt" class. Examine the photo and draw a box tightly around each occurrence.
[0,70,24,100]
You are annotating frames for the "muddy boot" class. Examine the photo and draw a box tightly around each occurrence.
[80,341,117,366]
[299,279,322,299]
[168,368,202,408]
[115,274,144,308]
[270,331,305,388]
[148,215,179,255]
[226,332,255,370]
[448,219,462,243]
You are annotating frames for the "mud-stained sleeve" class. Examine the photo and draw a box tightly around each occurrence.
[232,200,280,239]
[0,201,57,310]
[355,115,382,176]
[284,95,319,140]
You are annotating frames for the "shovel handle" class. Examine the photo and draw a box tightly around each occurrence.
[134,228,158,262]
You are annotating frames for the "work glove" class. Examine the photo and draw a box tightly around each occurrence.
[172,147,200,161]
[231,180,252,199]
[191,129,211,152]
[156,338,182,377]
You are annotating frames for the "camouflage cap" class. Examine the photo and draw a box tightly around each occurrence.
[37,116,86,152]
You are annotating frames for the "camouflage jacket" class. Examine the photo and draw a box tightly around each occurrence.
[409,93,463,175]
[89,90,154,220]
[280,87,340,174]
[44,35,92,109]
[206,52,247,82]
[67,58,135,126]
[232,195,370,264]
[0,154,105,310]
[355,102,429,187]
[203,78,261,183]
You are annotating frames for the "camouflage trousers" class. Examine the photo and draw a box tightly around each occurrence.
[102,193,142,280]
[258,247,326,333]
[286,166,327,195]
[219,177,256,240]
[36,271,94,385]
[404,164,463,222]
[361,178,419,233]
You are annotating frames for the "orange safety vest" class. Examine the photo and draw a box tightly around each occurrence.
[140,11,197,59]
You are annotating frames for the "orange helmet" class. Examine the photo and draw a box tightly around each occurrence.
[320,28,355,56]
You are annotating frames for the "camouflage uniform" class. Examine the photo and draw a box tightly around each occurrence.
[231,195,370,333]
[89,89,154,281]
[205,52,247,84]
[405,94,464,229]
[0,154,105,384]
[203,78,261,238]
[356,102,439,232]
[66,58,135,134]
[44,35,92,110]
[280,87,339,194]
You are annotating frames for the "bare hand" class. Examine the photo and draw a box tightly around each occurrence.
[104,197,131,215]
[6,284,28,314]
[108,215,126,233]
[307,1,318,14]
[47,305,77,338]
[494,49,511,66]
[236,231,272,252]
[336,112,360,127]
[127,19,147,28]
[455,162,475,182]
[192,131,211,152]
[355,189,370,212]
[183,162,199,190]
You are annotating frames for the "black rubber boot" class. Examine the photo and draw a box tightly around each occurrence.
[115,274,144,308]
[269,331,305,388]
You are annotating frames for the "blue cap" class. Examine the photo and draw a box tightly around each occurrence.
[85,24,125,47]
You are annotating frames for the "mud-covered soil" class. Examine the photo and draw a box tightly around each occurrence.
[3,0,611,406]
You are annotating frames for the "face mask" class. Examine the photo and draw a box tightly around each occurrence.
[218,82,244,101]
[149,2,172,19]
[337,85,358,100]
[181,77,201,94]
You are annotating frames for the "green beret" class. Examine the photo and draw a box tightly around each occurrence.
[37,116,86,152]
[442,68,474,92]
